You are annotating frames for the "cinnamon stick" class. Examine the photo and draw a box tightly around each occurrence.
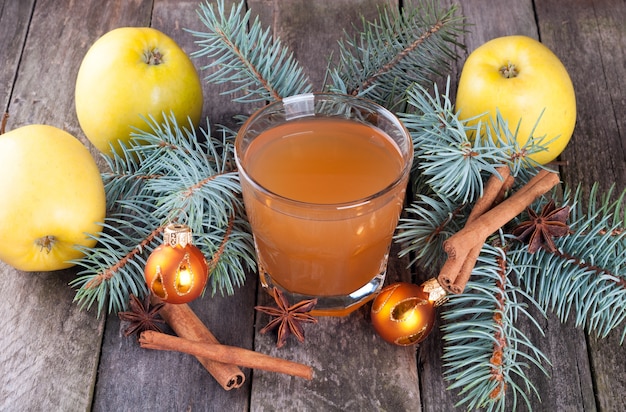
[156,301,245,390]
[438,166,511,292]
[140,330,314,380]
[467,166,511,222]
[494,174,516,206]
[438,169,560,293]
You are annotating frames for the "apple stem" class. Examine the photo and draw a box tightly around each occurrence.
[36,235,56,253]
[0,112,8,134]
[499,61,519,78]
[143,48,164,65]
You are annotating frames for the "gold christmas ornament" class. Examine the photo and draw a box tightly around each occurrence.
[144,223,209,304]
[370,279,447,346]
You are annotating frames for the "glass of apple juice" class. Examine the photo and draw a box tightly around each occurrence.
[235,93,413,316]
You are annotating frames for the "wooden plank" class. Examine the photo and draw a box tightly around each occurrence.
[538,0,626,197]
[92,1,257,410]
[0,0,152,410]
[249,0,395,91]
[0,0,34,112]
[0,266,102,411]
[2,1,622,411]
[536,1,626,411]
[403,0,463,407]
[92,292,256,411]
[151,0,255,127]
[250,245,419,411]
[245,1,422,410]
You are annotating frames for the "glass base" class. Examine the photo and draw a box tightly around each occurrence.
[258,269,386,317]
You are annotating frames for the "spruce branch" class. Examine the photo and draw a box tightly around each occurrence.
[71,113,256,315]
[510,184,626,342]
[189,0,312,103]
[441,242,550,412]
[327,0,465,109]
[402,80,507,203]
[400,79,545,204]
[396,193,466,273]
[394,74,624,408]
[71,213,162,315]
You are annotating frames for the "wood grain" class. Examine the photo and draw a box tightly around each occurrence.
[0,0,151,410]
[536,1,626,411]
[0,1,34,113]
[0,0,624,410]
[539,0,626,196]
[249,0,395,91]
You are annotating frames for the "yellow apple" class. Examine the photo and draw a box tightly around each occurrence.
[455,35,576,164]
[75,27,203,156]
[0,125,106,271]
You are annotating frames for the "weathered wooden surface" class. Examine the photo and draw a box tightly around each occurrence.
[0,1,151,410]
[0,0,624,411]
[538,2,626,412]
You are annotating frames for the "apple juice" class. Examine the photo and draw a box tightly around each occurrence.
[238,117,409,299]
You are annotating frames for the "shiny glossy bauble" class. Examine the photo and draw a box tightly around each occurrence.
[144,224,208,304]
[370,282,436,346]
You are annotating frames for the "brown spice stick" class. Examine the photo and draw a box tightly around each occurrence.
[438,166,511,293]
[449,245,484,294]
[467,166,511,222]
[451,169,559,244]
[438,169,560,293]
[140,330,314,380]
[494,174,516,206]
[450,167,514,293]
[157,301,245,390]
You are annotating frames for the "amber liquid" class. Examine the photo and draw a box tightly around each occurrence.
[240,117,408,300]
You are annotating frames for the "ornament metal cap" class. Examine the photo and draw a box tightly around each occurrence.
[422,278,448,307]
[163,223,193,248]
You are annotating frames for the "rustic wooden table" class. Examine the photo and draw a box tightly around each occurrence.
[1,0,624,411]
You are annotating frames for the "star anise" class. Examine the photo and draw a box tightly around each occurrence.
[513,199,570,253]
[255,287,318,348]
[118,293,166,339]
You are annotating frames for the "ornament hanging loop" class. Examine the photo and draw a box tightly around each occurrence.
[422,278,448,307]
[163,223,193,248]
[163,207,190,229]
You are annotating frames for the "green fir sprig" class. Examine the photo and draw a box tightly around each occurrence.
[432,183,626,411]
[327,1,465,110]
[71,0,626,410]
[189,0,313,103]
[512,184,626,342]
[70,113,256,315]
[441,242,550,411]
[398,85,626,408]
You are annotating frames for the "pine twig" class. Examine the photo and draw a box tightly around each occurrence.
[511,184,626,342]
[328,1,465,109]
[71,113,256,315]
[190,0,312,103]
[442,244,549,411]
[84,225,165,289]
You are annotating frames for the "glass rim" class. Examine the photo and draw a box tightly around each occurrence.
[234,93,413,210]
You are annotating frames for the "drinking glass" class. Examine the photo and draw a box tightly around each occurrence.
[235,93,413,316]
